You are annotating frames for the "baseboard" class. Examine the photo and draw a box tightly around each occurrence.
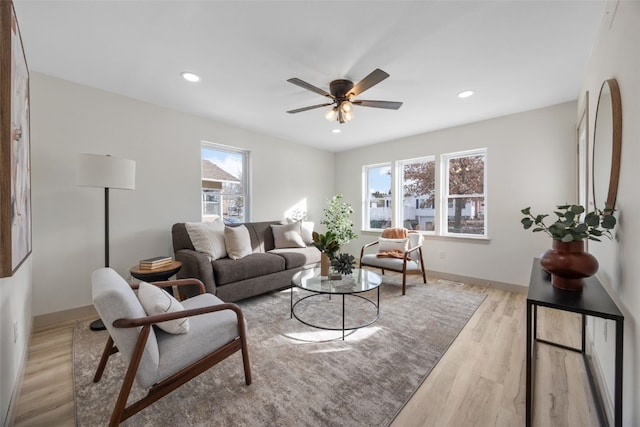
[3,318,32,427]
[586,324,615,425]
[426,269,528,294]
[33,304,97,332]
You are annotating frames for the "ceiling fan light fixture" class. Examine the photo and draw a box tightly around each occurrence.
[340,101,353,113]
[325,107,338,121]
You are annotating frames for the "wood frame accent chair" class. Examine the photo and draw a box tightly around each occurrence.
[91,267,251,426]
[359,230,427,295]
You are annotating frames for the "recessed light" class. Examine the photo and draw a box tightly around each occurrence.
[181,72,200,82]
[332,129,341,134]
[457,90,474,98]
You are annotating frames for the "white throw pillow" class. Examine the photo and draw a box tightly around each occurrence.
[271,223,306,249]
[137,281,189,334]
[378,237,409,253]
[185,220,227,260]
[300,221,315,245]
[224,225,252,259]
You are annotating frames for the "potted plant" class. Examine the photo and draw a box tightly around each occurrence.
[320,194,358,246]
[312,231,340,276]
[520,204,616,291]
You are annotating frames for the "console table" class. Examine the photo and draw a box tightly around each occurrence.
[526,258,624,427]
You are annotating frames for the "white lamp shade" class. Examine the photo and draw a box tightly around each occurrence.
[77,153,136,190]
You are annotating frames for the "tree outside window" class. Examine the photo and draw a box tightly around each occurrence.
[443,150,486,236]
[399,157,435,231]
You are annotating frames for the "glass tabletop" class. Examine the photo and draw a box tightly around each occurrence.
[292,268,382,294]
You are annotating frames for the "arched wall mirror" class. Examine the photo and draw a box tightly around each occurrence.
[592,78,622,213]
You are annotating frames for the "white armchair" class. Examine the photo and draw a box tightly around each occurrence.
[91,268,251,426]
[359,229,427,295]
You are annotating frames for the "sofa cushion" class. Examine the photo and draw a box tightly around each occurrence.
[212,253,285,285]
[224,225,252,260]
[271,223,306,249]
[185,220,227,260]
[269,246,321,269]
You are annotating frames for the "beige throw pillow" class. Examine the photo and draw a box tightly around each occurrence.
[224,225,252,259]
[271,223,306,249]
[137,281,189,334]
[300,221,314,245]
[378,237,409,252]
[185,220,227,260]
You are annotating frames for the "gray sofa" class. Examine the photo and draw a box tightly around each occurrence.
[172,221,321,302]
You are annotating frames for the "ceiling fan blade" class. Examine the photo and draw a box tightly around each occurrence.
[347,69,390,98]
[287,103,333,114]
[287,78,334,99]
[352,100,403,110]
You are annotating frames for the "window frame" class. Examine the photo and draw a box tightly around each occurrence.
[201,142,250,223]
[396,156,436,234]
[440,148,488,238]
[362,162,393,232]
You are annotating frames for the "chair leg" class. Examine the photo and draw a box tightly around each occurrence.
[402,272,407,295]
[109,325,152,427]
[94,335,117,383]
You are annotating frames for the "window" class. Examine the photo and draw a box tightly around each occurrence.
[201,144,249,223]
[398,157,435,231]
[364,163,392,230]
[442,149,487,237]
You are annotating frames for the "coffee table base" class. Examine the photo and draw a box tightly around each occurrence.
[290,287,380,340]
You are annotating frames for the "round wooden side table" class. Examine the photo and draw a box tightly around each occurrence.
[130,260,182,282]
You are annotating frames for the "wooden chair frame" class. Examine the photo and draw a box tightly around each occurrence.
[360,240,427,295]
[94,278,251,426]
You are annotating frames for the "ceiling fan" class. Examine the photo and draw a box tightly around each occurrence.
[286,68,402,124]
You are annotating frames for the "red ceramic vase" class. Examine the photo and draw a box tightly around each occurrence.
[540,240,599,291]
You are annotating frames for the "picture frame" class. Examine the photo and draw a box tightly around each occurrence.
[1,0,31,278]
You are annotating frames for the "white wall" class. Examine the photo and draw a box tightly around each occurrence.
[29,72,335,316]
[0,258,31,425]
[335,101,577,287]
[580,1,640,424]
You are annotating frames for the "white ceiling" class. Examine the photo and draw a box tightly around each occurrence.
[13,0,606,152]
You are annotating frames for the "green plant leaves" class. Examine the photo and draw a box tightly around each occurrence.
[520,204,616,242]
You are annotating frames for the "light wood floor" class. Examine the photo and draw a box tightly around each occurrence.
[13,283,600,426]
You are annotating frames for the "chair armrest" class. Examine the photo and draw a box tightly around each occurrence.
[152,278,206,295]
[360,240,379,258]
[112,303,244,328]
[129,278,206,295]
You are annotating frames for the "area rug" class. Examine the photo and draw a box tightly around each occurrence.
[73,275,486,426]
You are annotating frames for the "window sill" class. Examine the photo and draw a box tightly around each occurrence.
[360,229,490,242]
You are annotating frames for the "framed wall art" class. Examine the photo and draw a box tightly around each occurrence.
[1,0,31,278]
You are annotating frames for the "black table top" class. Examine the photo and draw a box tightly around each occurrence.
[527,258,623,321]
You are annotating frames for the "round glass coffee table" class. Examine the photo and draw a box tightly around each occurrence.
[290,268,382,340]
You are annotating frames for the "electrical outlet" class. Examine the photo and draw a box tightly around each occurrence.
[13,322,18,343]
[439,250,445,259]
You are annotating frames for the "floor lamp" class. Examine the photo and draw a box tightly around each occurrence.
[77,153,136,331]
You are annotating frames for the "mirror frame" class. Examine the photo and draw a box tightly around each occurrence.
[592,78,622,213]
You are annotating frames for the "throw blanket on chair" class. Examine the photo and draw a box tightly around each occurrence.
[377,228,409,259]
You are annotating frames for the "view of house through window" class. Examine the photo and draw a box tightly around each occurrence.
[443,149,486,236]
[363,149,486,237]
[201,144,248,223]
[364,163,392,229]
[399,157,435,231]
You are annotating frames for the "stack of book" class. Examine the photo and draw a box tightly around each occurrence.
[139,256,173,270]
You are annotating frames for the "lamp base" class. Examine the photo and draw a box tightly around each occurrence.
[89,318,106,331]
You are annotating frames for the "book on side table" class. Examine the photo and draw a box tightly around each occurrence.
[139,256,173,270]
